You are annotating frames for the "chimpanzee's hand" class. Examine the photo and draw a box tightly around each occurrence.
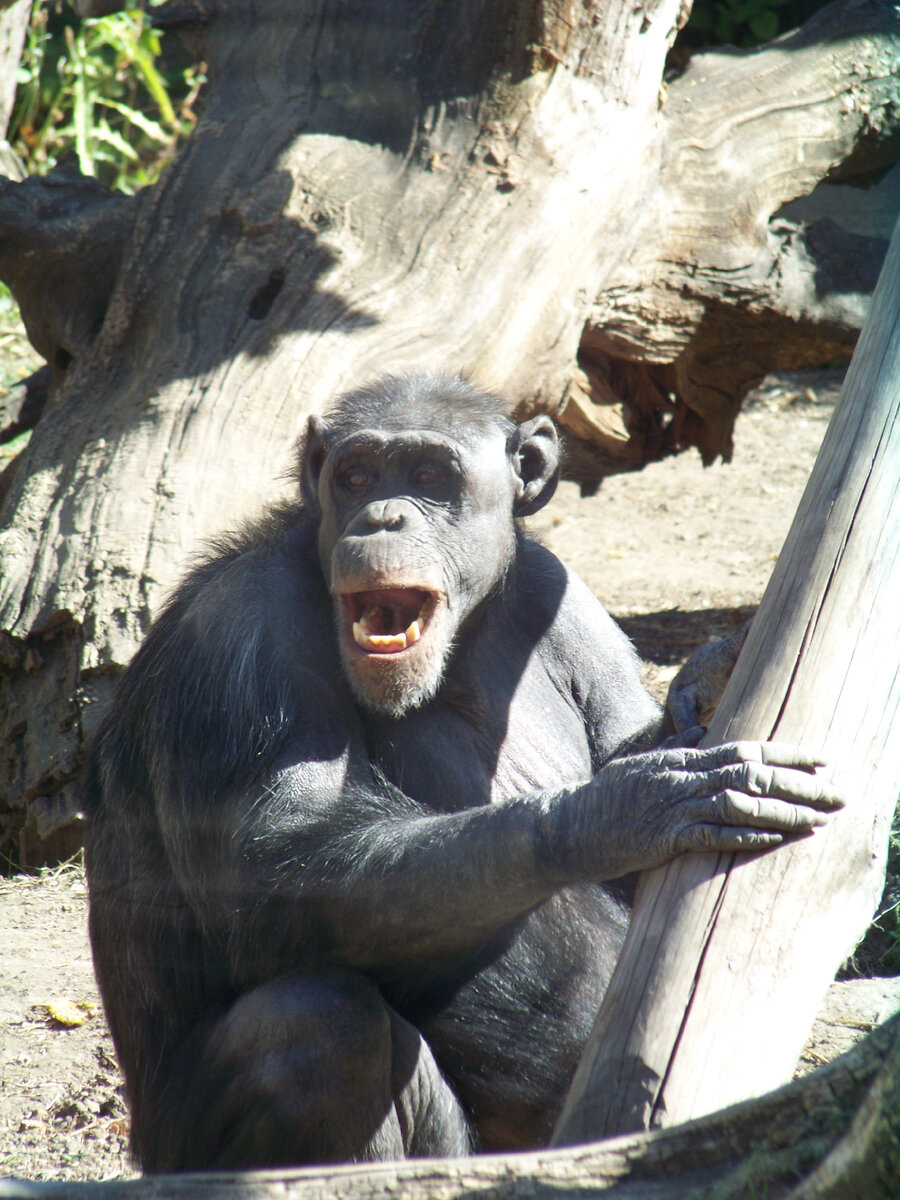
[579,740,845,880]
[666,624,750,732]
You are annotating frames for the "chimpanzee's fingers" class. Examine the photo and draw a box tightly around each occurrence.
[699,789,829,832]
[675,824,784,855]
[752,741,829,769]
[681,740,830,774]
[696,762,845,811]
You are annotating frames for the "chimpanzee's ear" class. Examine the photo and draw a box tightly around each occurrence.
[298,415,333,514]
[509,415,560,517]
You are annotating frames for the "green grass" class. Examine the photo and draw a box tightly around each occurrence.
[11,3,204,195]
[0,283,40,391]
[879,813,900,974]
[2,5,205,431]
[671,0,838,66]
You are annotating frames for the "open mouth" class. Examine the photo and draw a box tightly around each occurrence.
[341,588,438,655]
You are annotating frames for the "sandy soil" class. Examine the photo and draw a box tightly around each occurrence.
[1,368,896,1184]
[532,369,843,698]
[0,869,131,1182]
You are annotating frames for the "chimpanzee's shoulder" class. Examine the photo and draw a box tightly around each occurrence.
[516,535,660,756]
[93,502,343,803]
[108,501,326,724]
[516,535,635,658]
[174,502,317,598]
[143,503,328,652]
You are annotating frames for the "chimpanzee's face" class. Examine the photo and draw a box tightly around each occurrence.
[314,425,519,717]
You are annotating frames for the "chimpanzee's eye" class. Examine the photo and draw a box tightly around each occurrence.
[412,461,444,488]
[339,465,375,491]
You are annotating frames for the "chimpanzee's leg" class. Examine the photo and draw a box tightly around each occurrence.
[407,885,629,1151]
[140,968,470,1171]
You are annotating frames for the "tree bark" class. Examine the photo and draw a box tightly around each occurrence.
[0,0,29,179]
[0,5,899,1193]
[553,213,900,1145]
[0,6,896,855]
[0,1010,898,1198]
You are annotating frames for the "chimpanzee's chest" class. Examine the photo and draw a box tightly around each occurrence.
[366,659,595,811]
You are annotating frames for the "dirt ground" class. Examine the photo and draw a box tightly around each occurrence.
[1,368,898,1184]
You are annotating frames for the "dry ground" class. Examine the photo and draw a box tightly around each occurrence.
[2,369,898,1184]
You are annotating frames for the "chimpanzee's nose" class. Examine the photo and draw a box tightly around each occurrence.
[359,500,406,532]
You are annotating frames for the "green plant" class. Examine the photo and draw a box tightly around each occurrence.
[686,0,786,45]
[673,0,835,58]
[11,3,204,194]
[880,807,900,974]
[0,283,41,389]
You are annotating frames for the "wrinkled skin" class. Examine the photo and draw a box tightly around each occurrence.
[85,375,843,1173]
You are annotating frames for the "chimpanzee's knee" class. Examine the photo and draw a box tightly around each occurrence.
[142,969,469,1171]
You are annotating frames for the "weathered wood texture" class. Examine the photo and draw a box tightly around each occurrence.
[0,0,27,180]
[0,0,29,141]
[577,1,900,467]
[553,214,900,1145]
[0,2,897,861]
[0,1010,898,1199]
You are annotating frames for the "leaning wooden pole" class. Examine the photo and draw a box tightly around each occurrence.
[554,216,900,1144]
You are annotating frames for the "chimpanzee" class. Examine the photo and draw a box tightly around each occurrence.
[85,374,841,1173]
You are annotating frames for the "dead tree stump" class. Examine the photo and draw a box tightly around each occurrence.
[554,215,900,1143]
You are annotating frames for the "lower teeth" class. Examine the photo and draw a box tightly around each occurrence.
[352,616,423,652]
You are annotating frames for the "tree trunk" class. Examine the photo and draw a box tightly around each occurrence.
[0,1011,898,1199]
[0,7,896,850]
[1,4,899,1194]
[0,0,29,179]
[553,213,900,1145]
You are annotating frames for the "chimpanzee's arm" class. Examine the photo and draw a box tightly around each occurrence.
[96,531,842,979]
[167,729,841,979]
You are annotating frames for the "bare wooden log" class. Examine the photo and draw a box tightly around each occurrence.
[0,6,897,868]
[0,167,132,376]
[0,0,29,141]
[0,1010,897,1199]
[0,365,50,444]
[0,0,693,864]
[0,365,51,510]
[568,0,900,469]
[0,0,28,181]
[553,214,900,1145]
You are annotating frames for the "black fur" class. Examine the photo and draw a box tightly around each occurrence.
[85,375,668,1170]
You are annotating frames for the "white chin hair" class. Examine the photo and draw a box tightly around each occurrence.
[343,645,447,719]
